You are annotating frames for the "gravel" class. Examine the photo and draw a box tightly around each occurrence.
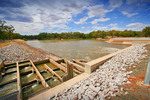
[48,44,147,100]
[0,43,50,64]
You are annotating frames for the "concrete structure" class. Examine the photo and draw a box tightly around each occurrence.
[85,46,132,74]
[144,56,150,85]
[30,60,49,88]
[107,38,150,45]
[44,64,63,82]
[29,73,89,100]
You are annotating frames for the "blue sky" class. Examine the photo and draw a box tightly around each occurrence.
[0,0,150,35]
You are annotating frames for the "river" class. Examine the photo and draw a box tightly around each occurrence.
[27,40,128,60]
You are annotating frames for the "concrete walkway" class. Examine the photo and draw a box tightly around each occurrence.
[29,73,89,100]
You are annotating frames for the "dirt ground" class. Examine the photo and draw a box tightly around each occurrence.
[0,41,14,48]
[108,44,150,100]
[0,39,27,48]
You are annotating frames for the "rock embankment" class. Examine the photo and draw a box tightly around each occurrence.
[0,43,51,64]
[49,45,147,100]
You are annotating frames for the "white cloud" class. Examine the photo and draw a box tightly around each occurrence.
[6,21,44,35]
[92,26,108,30]
[78,30,94,34]
[91,17,110,24]
[110,26,124,30]
[74,17,88,24]
[126,23,149,30]
[108,23,124,30]
[2,0,91,34]
[109,23,118,27]
[122,11,138,17]
[75,4,112,24]
[87,5,111,18]
[81,27,85,29]
[109,0,122,8]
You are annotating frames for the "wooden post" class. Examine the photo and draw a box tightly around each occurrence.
[67,62,73,79]
[30,60,49,88]
[60,62,80,75]
[69,61,85,72]
[72,59,85,66]
[62,61,74,82]
[49,59,67,72]
[16,62,23,100]
[63,59,84,73]
[44,64,63,82]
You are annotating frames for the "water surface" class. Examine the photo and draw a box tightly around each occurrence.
[27,40,128,60]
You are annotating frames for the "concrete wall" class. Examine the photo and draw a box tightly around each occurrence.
[85,46,132,74]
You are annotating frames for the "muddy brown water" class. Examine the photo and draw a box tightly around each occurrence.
[27,40,128,60]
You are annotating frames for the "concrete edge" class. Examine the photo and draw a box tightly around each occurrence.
[85,46,133,74]
[29,73,90,100]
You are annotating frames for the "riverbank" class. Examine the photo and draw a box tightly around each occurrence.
[48,44,149,100]
[107,37,150,45]
[0,40,62,64]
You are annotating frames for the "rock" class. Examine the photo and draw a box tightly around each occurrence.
[48,44,147,100]
[120,87,124,91]
[93,87,101,93]
[124,91,128,95]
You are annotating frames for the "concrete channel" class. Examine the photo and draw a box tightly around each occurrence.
[29,46,134,100]
[0,58,85,100]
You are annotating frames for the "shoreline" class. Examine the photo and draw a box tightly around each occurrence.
[0,40,62,65]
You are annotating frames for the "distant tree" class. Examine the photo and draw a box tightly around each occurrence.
[142,26,150,37]
[0,20,15,40]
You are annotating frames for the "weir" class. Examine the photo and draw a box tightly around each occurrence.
[44,64,63,82]
[29,46,134,100]
[30,60,49,88]
[0,58,85,99]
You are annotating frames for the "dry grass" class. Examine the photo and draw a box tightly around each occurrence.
[0,41,14,48]
[0,39,27,48]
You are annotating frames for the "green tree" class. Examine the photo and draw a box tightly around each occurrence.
[142,26,150,37]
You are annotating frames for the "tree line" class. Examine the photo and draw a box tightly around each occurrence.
[0,20,150,41]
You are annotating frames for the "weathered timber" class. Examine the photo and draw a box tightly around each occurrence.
[16,62,23,100]
[44,64,63,82]
[72,59,85,67]
[22,80,37,87]
[49,59,67,73]
[33,59,49,65]
[0,78,17,87]
[45,76,53,81]
[20,70,33,75]
[0,70,17,77]
[62,62,74,82]
[69,61,85,72]
[64,59,85,72]
[60,62,81,75]
[79,59,89,63]
[67,62,73,79]
[30,60,49,88]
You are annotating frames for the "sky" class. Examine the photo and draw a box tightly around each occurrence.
[0,0,150,35]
